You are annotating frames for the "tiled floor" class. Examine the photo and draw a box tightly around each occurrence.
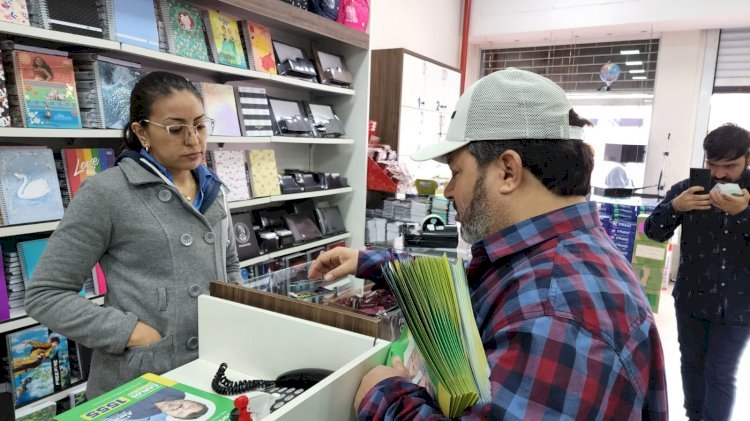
[653,285,750,420]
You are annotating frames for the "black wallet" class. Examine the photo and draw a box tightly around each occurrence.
[284,213,323,243]
[279,174,304,194]
[315,206,346,236]
[232,212,261,260]
[258,209,287,230]
[259,231,279,253]
[279,116,314,135]
[277,58,318,81]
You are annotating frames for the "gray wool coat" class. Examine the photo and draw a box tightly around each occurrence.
[25,158,242,398]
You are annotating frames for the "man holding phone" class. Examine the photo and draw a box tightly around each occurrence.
[645,123,750,421]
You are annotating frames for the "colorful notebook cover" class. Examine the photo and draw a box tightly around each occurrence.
[17,238,48,283]
[159,0,210,61]
[0,59,11,127]
[112,0,160,50]
[93,262,107,295]
[204,10,247,69]
[235,86,273,137]
[241,21,276,74]
[246,149,281,197]
[56,373,234,420]
[15,400,57,421]
[61,148,115,198]
[210,150,250,202]
[13,50,82,128]
[0,148,65,225]
[196,82,242,136]
[43,0,104,38]
[7,325,71,407]
[0,244,8,321]
[98,59,140,129]
[0,0,30,26]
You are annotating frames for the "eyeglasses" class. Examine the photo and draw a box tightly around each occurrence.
[140,118,215,140]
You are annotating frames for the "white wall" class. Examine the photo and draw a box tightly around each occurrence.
[644,30,708,194]
[370,0,463,68]
[470,0,750,45]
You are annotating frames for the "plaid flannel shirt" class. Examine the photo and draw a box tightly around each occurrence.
[356,202,668,420]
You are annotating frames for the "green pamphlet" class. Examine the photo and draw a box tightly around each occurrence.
[383,255,491,417]
[55,373,233,420]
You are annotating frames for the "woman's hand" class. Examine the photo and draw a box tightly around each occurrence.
[126,321,162,348]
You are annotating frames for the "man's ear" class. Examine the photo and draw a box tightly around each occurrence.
[490,150,524,194]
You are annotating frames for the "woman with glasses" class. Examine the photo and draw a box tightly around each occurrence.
[25,71,242,398]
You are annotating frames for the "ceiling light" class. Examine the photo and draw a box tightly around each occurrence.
[632,76,647,80]
[620,49,640,55]
[626,61,643,66]
[630,69,645,74]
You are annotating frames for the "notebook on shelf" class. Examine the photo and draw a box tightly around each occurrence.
[111,0,160,50]
[246,149,281,197]
[208,150,251,202]
[234,86,273,137]
[1,43,83,129]
[0,244,8,321]
[157,0,210,61]
[0,0,29,26]
[14,400,57,421]
[239,20,276,74]
[30,0,107,38]
[232,211,261,261]
[193,82,242,137]
[203,10,247,69]
[60,148,116,199]
[6,325,72,408]
[0,147,64,225]
[0,59,11,127]
[17,237,48,284]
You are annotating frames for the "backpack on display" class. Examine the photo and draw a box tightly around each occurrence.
[337,0,368,32]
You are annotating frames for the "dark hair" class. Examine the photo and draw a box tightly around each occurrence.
[32,56,53,79]
[122,71,203,151]
[467,109,594,196]
[49,336,60,344]
[180,402,209,419]
[703,123,750,161]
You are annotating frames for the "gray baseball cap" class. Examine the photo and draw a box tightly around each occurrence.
[410,68,584,163]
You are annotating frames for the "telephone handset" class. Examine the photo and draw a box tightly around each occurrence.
[212,363,333,412]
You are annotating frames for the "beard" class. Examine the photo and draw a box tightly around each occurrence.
[458,172,497,244]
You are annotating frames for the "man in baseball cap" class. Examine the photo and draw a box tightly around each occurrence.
[310,68,668,419]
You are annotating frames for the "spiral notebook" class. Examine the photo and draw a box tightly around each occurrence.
[0,60,11,127]
[7,325,72,408]
[0,148,64,225]
[158,0,210,61]
[193,82,242,136]
[1,43,83,129]
[0,0,30,26]
[239,20,276,74]
[235,86,273,137]
[209,150,251,202]
[111,0,159,50]
[203,10,247,69]
[31,0,106,38]
[0,245,9,321]
[60,148,115,199]
[72,53,141,129]
[17,238,48,284]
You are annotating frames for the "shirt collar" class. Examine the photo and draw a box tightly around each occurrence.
[138,149,218,200]
[473,201,601,262]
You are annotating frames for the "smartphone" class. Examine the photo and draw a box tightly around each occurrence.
[689,168,711,193]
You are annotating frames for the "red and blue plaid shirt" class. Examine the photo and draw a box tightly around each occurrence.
[356,202,668,420]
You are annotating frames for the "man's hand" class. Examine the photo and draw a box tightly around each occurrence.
[354,356,411,412]
[710,188,750,216]
[127,321,162,348]
[308,247,359,282]
[672,186,712,212]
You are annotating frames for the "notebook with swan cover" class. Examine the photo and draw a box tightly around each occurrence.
[0,148,64,225]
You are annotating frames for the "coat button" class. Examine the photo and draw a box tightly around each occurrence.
[158,190,172,202]
[180,233,193,246]
[189,285,201,297]
[724,230,729,234]
[204,232,215,244]
[187,336,199,350]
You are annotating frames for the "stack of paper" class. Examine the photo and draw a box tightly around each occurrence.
[383,255,491,417]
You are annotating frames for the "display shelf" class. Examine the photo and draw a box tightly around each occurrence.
[14,381,88,417]
[271,136,354,145]
[268,74,355,95]
[0,21,119,50]
[207,135,271,144]
[227,197,272,210]
[268,187,352,202]
[1,296,104,334]
[0,128,122,138]
[237,232,350,268]
[0,221,60,238]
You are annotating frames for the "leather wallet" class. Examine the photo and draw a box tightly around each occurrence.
[279,116,313,134]
[277,58,318,81]
[315,206,346,236]
[297,173,322,191]
[279,174,304,194]
[232,212,261,260]
[322,66,353,87]
[314,117,345,138]
[259,231,279,252]
[258,209,287,229]
[275,229,295,248]
[284,213,323,243]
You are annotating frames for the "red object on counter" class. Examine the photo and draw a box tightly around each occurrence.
[367,156,398,193]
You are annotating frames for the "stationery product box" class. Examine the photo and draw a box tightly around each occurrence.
[163,295,390,421]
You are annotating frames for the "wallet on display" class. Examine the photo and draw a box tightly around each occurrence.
[322,66,353,86]
[259,231,280,253]
[276,229,295,248]
[232,212,262,260]
[279,174,304,194]
[315,206,346,236]
[293,200,318,224]
[268,97,313,136]
[273,41,318,81]
[284,213,323,243]
[312,47,352,88]
[258,209,287,230]
[279,116,314,134]
[308,103,346,138]
[297,173,322,191]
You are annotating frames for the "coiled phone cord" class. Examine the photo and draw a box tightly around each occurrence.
[211,362,276,395]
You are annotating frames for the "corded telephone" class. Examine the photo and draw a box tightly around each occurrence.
[212,363,332,412]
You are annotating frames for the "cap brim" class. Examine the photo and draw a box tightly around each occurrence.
[409,139,471,163]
